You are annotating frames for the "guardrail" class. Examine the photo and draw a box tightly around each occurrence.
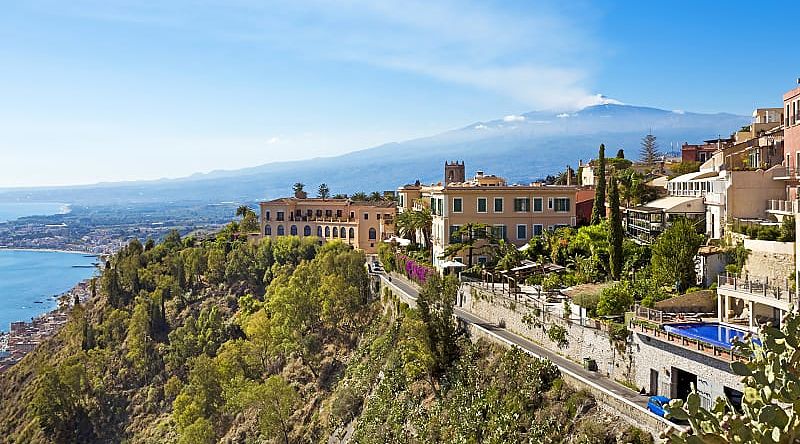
[767,199,799,213]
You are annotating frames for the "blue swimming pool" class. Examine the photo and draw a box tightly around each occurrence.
[662,323,757,349]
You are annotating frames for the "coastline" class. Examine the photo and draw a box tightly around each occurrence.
[0,247,98,256]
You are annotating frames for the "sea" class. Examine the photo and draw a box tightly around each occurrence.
[0,202,70,223]
[0,202,95,332]
[0,250,97,332]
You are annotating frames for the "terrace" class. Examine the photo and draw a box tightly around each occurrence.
[716,273,793,331]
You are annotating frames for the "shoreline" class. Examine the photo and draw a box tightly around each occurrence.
[0,247,98,256]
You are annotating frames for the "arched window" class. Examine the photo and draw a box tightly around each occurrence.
[340,227,347,238]
[317,226,323,237]
[325,226,330,237]
[264,224,271,235]
[304,225,312,236]
[349,228,355,239]
[290,225,298,236]
[333,227,339,238]
[277,225,285,235]
[368,228,377,240]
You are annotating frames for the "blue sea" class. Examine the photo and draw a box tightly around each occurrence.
[0,250,97,332]
[0,202,70,223]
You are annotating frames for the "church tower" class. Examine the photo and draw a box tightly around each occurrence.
[444,161,465,185]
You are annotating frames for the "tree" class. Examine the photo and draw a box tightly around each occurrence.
[318,183,330,199]
[396,210,418,244]
[350,191,368,201]
[417,274,460,378]
[368,191,383,202]
[292,182,304,194]
[669,161,701,179]
[596,282,634,316]
[651,218,704,292]
[247,376,299,444]
[666,312,800,444]
[591,144,607,225]
[616,148,625,159]
[443,222,496,268]
[640,132,659,164]
[607,175,624,280]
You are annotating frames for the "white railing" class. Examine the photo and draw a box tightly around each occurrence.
[704,192,725,205]
[767,199,799,214]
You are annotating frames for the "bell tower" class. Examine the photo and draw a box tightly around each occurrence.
[444,161,465,185]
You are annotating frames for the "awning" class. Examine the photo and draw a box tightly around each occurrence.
[383,236,411,246]
[439,260,467,268]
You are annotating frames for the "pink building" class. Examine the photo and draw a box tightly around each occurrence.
[780,85,800,200]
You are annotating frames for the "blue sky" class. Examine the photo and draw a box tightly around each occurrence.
[1,0,797,187]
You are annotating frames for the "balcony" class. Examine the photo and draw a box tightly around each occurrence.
[772,167,800,181]
[717,273,794,311]
[767,199,799,215]
[704,192,725,206]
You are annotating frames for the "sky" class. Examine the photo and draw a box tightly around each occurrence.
[0,0,797,188]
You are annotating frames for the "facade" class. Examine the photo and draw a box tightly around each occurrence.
[775,86,800,202]
[681,138,733,163]
[399,163,585,269]
[258,197,396,254]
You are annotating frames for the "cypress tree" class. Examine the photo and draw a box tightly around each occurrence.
[591,144,607,224]
[608,175,624,280]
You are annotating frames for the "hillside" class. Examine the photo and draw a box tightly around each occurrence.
[0,104,748,205]
[0,223,651,443]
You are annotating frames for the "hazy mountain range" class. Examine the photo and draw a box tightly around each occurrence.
[0,104,749,206]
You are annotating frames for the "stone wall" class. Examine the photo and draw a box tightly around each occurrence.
[742,239,795,283]
[462,284,636,385]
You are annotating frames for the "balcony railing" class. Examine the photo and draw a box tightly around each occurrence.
[772,167,800,180]
[717,273,794,304]
[704,192,725,206]
[767,199,799,214]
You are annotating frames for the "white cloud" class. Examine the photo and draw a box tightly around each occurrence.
[575,94,625,109]
[47,0,603,110]
[672,109,685,114]
[557,113,571,118]
[473,124,488,130]
[503,115,526,122]
[267,136,281,144]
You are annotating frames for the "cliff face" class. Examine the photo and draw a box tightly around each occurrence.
[0,229,651,443]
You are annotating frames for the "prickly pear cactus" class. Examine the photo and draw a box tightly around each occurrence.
[665,314,800,443]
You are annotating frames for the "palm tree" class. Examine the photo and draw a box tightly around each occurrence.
[396,211,417,244]
[368,191,383,202]
[318,183,330,199]
[412,207,433,250]
[443,222,496,268]
[236,205,254,218]
[350,191,368,201]
[292,182,305,194]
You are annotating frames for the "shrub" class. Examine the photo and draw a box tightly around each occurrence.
[572,293,599,318]
[547,325,569,349]
[596,282,634,317]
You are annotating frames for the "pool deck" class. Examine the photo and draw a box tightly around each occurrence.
[630,320,747,363]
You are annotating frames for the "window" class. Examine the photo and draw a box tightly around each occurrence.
[377,213,381,220]
[264,225,271,235]
[364,213,369,220]
[477,197,487,213]
[265,211,271,221]
[325,209,332,217]
[333,227,338,238]
[349,228,355,239]
[277,225,285,235]
[449,225,461,243]
[516,224,527,240]
[307,209,313,217]
[304,225,311,236]
[350,211,355,219]
[477,256,487,264]
[340,227,346,238]
[514,198,530,212]
[438,199,443,215]
[316,209,323,217]
[317,226,322,237]
[494,197,503,213]
[554,198,571,212]
[492,225,507,240]
[336,210,342,218]
[533,224,543,236]
[452,197,463,213]
[533,197,543,212]
[290,225,298,235]
[276,211,284,221]
[368,228,377,240]
[325,226,330,237]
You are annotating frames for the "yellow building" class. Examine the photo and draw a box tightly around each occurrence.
[398,162,589,268]
[258,196,395,254]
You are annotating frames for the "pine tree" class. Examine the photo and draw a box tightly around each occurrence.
[616,149,624,159]
[608,175,623,280]
[590,144,606,225]
[640,132,659,164]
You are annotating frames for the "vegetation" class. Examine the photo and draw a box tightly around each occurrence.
[608,175,624,280]
[732,217,795,242]
[639,132,659,164]
[651,218,704,292]
[591,143,607,225]
[317,182,330,199]
[669,161,701,178]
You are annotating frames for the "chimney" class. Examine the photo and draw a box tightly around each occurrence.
[566,165,572,186]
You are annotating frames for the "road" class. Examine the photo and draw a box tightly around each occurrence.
[376,271,669,421]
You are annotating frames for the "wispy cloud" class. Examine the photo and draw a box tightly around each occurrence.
[37,0,604,110]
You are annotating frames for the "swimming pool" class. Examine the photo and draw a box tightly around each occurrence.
[662,323,757,349]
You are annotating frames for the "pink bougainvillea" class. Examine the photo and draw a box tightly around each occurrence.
[396,254,434,284]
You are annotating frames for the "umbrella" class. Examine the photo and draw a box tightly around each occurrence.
[383,236,411,247]
[517,243,530,252]
[439,260,467,268]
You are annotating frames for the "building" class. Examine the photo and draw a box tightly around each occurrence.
[773,84,800,202]
[258,196,396,254]
[681,138,733,163]
[398,162,586,269]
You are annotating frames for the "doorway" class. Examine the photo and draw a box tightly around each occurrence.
[649,369,659,396]
[673,367,697,401]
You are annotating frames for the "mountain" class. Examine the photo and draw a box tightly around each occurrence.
[0,104,749,205]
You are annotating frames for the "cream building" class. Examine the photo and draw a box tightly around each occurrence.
[398,162,589,269]
[258,196,395,254]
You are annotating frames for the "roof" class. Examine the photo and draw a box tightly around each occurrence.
[669,170,718,182]
[260,197,396,208]
[655,290,716,313]
[628,195,703,213]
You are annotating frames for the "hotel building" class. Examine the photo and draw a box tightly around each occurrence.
[257,194,395,254]
[398,162,592,269]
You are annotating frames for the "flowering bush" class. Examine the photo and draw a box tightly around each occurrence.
[396,254,434,284]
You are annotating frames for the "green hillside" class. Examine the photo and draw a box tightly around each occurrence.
[0,221,650,443]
